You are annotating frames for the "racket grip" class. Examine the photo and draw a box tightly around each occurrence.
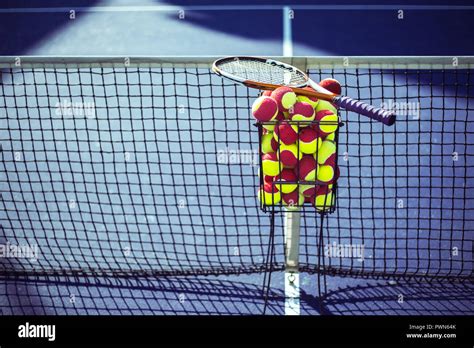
[333,96,396,126]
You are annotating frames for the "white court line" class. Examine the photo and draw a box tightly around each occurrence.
[284,272,300,315]
[0,5,474,13]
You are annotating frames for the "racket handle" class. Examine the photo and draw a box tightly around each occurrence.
[333,96,396,126]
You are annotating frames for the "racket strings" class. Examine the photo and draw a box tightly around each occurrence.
[218,59,307,86]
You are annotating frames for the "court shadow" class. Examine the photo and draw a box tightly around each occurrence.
[0,274,285,315]
[0,0,100,55]
[300,278,474,315]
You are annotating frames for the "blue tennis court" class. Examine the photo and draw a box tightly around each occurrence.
[0,2,473,316]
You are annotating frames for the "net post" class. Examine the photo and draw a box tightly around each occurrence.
[282,55,306,316]
[284,209,301,315]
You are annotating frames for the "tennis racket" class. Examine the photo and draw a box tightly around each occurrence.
[212,56,396,126]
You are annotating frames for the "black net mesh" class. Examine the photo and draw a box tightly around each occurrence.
[0,60,472,281]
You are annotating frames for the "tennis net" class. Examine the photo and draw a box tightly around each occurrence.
[0,57,472,280]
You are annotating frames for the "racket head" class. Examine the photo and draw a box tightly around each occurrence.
[212,56,309,89]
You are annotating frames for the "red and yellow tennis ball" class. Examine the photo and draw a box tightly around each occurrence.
[275,168,298,194]
[302,183,333,198]
[261,132,278,153]
[257,167,275,184]
[299,127,322,154]
[278,143,303,168]
[325,132,336,142]
[297,86,319,108]
[319,78,342,95]
[258,182,281,205]
[313,185,334,211]
[315,99,338,115]
[289,101,315,126]
[316,184,331,195]
[261,152,282,176]
[315,109,338,136]
[263,110,285,131]
[297,155,318,181]
[252,96,278,122]
[282,190,304,209]
[274,121,298,145]
[300,184,317,198]
[264,174,275,184]
[316,139,337,164]
[271,86,297,112]
[317,164,340,184]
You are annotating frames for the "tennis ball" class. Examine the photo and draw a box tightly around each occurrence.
[297,96,319,109]
[271,86,297,112]
[262,90,273,97]
[274,121,298,145]
[264,174,275,184]
[316,184,331,195]
[289,101,315,127]
[300,184,318,198]
[315,109,338,136]
[275,168,298,194]
[261,132,278,153]
[325,132,336,142]
[252,96,278,122]
[278,143,303,168]
[315,99,338,115]
[316,139,337,165]
[314,193,333,211]
[297,87,319,108]
[282,190,305,210]
[299,127,323,154]
[314,187,334,211]
[317,164,340,184]
[258,182,281,205]
[257,168,275,183]
[263,110,284,132]
[297,155,318,181]
[302,183,333,198]
[261,152,282,177]
[319,78,342,95]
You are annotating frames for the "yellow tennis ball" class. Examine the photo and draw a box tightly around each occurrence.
[325,132,336,142]
[299,127,323,154]
[299,184,317,197]
[275,168,298,194]
[315,100,337,115]
[282,190,305,210]
[261,152,282,177]
[278,143,303,168]
[297,95,319,109]
[289,101,315,127]
[271,86,297,112]
[297,155,318,181]
[262,111,284,132]
[258,182,281,205]
[314,191,334,212]
[316,140,337,165]
[274,121,298,145]
[252,96,279,122]
[315,110,338,135]
[317,164,335,184]
[261,132,278,153]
